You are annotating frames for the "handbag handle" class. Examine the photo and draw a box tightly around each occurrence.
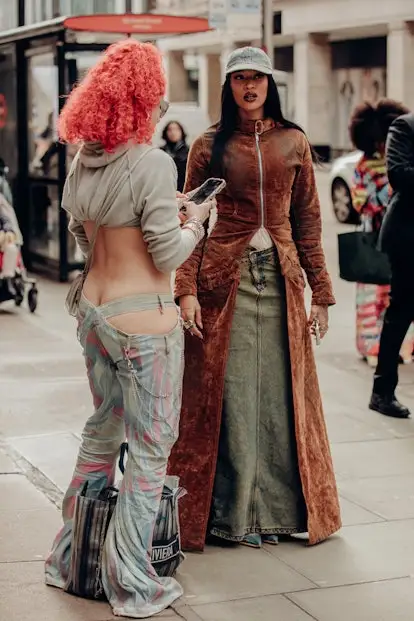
[118,441,129,475]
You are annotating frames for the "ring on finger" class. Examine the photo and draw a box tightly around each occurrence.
[183,319,195,330]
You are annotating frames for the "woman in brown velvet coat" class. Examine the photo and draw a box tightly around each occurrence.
[168,47,341,551]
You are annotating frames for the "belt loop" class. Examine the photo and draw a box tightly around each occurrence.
[158,295,165,315]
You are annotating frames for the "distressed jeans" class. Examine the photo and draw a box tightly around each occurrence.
[45,293,184,618]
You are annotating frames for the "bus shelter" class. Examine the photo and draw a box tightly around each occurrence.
[0,13,210,281]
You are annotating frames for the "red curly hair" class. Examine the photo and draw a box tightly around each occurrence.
[58,40,166,152]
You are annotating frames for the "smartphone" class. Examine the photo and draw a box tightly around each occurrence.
[185,178,226,206]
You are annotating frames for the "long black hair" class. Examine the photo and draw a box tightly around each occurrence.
[161,120,187,144]
[209,75,317,175]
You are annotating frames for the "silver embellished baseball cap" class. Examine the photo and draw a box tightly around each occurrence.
[225,46,273,76]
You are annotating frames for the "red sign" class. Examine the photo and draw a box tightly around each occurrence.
[64,13,212,35]
[0,94,8,129]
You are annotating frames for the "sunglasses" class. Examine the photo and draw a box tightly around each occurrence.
[159,99,169,119]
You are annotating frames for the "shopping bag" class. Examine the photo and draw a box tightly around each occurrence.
[151,478,186,577]
[118,442,186,578]
[64,444,186,601]
[338,231,391,285]
[65,482,118,600]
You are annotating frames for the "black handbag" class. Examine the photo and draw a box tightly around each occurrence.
[338,230,391,285]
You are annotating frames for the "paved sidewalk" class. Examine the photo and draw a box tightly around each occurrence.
[2,174,414,620]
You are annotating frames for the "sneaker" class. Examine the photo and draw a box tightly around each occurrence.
[262,534,279,545]
[369,393,411,419]
[240,534,261,548]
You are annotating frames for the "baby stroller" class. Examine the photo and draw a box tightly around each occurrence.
[0,193,38,312]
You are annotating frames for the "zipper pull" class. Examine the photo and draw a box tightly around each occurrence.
[255,120,264,136]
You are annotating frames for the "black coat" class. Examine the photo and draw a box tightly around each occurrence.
[161,141,189,193]
[379,113,414,258]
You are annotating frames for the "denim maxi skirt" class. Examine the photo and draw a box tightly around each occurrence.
[209,248,307,541]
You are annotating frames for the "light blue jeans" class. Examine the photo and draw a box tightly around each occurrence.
[45,293,184,618]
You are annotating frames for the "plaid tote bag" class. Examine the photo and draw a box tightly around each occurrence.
[65,483,118,600]
[65,443,186,600]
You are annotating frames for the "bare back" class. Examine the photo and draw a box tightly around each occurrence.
[83,224,177,335]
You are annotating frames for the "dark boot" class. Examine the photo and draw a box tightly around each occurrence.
[369,393,411,419]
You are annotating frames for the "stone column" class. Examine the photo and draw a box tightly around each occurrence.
[164,51,188,103]
[220,44,235,83]
[263,0,274,57]
[293,34,332,156]
[198,53,222,124]
[387,21,414,110]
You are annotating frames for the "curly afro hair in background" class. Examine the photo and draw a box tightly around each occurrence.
[375,98,410,139]
[349,98,410,157]
[58,40,166,152]
[349,102,379,156]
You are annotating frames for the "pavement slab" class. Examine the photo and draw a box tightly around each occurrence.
[267,519,414,588]
[288,577,414,621]
[0,450,20,474]
[191,594,315,621]
[176,545,315,607]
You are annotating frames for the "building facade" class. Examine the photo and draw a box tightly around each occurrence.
[157,0,414,157]
[0,0,154,30]
[2,1,413,156]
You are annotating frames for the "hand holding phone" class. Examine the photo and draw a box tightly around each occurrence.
[180,178,226,212]
[185,197,216,224]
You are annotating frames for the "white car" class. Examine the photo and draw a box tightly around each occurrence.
[329,150,362,223]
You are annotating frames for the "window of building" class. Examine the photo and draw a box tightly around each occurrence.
[27,52,58,180]
[25,0,54,24]
[0,0,18,30]
[0,46,18,185]
[59,0,121,14]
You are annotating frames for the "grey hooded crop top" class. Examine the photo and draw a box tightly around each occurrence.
[62,141,201,273]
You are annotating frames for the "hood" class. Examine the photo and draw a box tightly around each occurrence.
[79,142,130,169]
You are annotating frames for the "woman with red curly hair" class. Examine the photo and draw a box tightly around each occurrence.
[44,40,213,618]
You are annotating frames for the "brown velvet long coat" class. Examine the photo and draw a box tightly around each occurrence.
[168,118,342,551]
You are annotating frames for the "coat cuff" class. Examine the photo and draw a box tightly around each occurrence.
[311,293,336,306]
[174,280,198,300]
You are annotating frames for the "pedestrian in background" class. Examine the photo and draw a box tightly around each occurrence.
[168,47,341,552]
[370,110,414,418]
[161,120,189,192]
[44,40,214,618]
[349,99,414,368]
